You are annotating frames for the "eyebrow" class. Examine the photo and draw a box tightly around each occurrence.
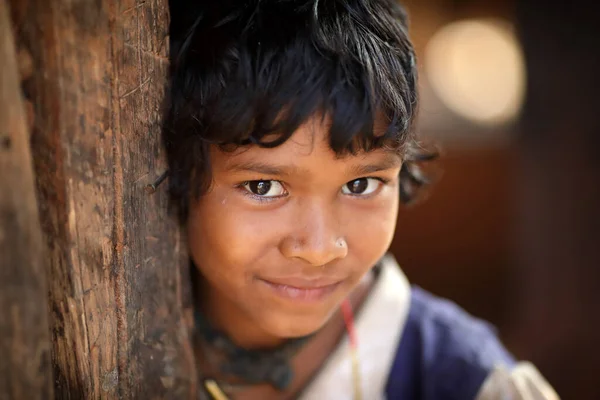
[225,153,402,177]
[346,153,403,176]
[225,161,303,177]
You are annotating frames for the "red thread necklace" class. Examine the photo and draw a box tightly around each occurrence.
[341,298,363,400]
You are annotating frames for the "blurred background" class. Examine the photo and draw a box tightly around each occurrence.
[389,0,599,398]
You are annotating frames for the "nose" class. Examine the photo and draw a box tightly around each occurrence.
[279,201,348,266]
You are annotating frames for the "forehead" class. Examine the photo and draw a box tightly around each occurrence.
[211,117,402,174]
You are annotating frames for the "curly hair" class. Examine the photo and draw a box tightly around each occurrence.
[164,0,435,222]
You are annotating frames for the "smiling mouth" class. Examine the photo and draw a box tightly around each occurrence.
[257,279,342,303]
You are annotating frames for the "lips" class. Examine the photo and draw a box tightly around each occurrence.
[257,276,343,303]
[260,276,343,289]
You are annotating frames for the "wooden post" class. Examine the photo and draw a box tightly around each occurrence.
[0,1,53,399]
[8,0,197,398]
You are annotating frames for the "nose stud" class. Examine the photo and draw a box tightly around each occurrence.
[336,238,347,248]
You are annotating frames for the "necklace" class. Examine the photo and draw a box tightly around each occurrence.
[195,308,312,392]
[198,299,362,400]
[341,298,362,400]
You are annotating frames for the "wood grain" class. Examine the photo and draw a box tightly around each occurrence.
[8,0,197,398]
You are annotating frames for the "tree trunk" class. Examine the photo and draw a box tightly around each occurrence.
[8,0,197,398]
[0,1,53,399]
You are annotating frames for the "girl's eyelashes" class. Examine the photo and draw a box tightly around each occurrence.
[240,180,287,199]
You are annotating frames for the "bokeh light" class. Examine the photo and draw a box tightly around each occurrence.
[424,19,526,126]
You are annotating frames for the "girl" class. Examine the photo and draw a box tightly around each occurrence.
[163,1,559,399]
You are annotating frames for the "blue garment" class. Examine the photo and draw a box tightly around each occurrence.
[385,287,516,400]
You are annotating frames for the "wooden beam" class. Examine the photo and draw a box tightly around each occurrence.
[0,0,53,398]
[9,0,197,398]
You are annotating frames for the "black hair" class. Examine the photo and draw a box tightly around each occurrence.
[164,0,436,222]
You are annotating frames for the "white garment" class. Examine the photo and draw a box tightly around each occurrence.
[476,363,560,400]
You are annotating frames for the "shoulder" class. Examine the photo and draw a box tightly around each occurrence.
[386,286,515,400]
[408,286,515,371]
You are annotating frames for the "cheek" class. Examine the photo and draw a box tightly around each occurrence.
[346,193,399,265]
[187,192,281,279]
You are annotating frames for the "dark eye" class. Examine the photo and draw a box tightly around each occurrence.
[342,178,381,195]
[242,180,286,197]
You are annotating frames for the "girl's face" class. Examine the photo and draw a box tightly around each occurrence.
[188,118,401,344]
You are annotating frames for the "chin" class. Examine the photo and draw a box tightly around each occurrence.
[260,308,334,339]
